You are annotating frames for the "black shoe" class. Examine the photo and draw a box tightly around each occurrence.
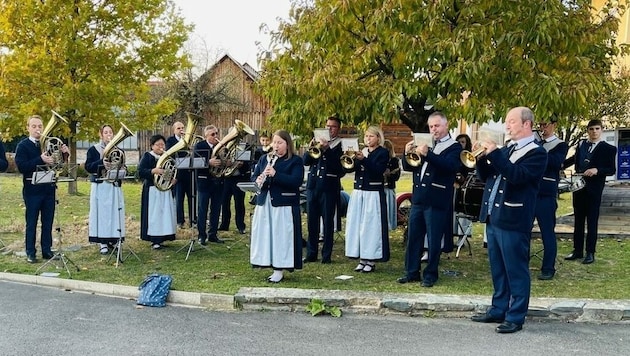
[421,280,434,288]
[321,259,332,264]
[217,227,228,231]
[26,255,37,264]
[564,251,583,260]
[537,272,555,280]
[582,253,594,264]
[238,229,246,234]
[495,321,522,334]
[42,252,56,260]
[198,239,207,246]
[471,313,504,323]
[208,238,225,244]
[303,256,317,263]
[397,276,421,284]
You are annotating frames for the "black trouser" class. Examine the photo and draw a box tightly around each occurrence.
[305,189,337,261]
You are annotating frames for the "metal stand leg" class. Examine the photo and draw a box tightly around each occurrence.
[35,194,80,278]
[176,238,216,261]
[107,238,141,267]
[455,214,473,258]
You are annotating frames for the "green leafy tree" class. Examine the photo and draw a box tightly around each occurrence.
[0,0,191,192]
[256,0,625,136]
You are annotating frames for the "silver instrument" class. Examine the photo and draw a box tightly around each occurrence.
[255,151,278,193]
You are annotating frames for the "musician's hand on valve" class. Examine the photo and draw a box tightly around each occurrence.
[405,140,414,154]
[103,159,113,170]
[209,158,222,167]
[482,140,498,154]
[584,168,598,177]
[355,150,365,160]
[152,167,164,175]
[418,144,429,156]
[41,153,54,165]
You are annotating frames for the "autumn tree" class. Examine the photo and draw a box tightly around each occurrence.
[0,0,191,192]
[256,0,625,136]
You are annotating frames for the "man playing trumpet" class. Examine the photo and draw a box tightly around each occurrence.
[470,107,547,334]
[303,115,345,264]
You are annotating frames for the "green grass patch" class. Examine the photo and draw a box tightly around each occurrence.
[0,173,628,300]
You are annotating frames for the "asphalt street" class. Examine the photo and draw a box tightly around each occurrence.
[0,280,627,356]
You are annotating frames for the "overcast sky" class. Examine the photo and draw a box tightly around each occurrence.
[172,0,292,69]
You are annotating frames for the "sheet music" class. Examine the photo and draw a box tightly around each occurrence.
[341,138,359,152]
[476,128,505,146]
[313,128,331,142]
[413,133,433,148]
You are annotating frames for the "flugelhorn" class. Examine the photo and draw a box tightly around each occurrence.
[340,143,364,170]
[102,122,134,181]
[405,147,422,167]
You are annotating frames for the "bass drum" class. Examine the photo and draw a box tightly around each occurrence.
[454,173,485,221]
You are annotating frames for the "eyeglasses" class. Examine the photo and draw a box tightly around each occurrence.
[208,132,218,136]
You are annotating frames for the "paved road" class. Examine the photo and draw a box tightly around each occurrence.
[0,281,627,356]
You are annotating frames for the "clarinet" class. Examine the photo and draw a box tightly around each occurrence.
[256,151,278,192]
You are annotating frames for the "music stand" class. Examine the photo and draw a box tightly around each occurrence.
[175,152,216,260]
[34,168,81,278]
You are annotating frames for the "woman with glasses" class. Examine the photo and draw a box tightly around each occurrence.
[138,134,177,250]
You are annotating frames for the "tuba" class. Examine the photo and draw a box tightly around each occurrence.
[41,110,70,168]
[102,122,134,181]
[153,113,199,191]
[209,119,254,177]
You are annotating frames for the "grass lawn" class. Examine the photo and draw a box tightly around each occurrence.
[0,172,628,300]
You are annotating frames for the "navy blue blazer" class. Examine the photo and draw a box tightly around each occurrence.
[303,139,344,192]
[15,138,55,195]
[538,138,569,197]
[0,142,8,172]
[402,139,462,210]
[477,141,547,233]
[347,146,388,191]
[563,140,617,196]
[252,153,304,207]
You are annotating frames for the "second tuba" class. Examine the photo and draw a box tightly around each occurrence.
[102,122,134,181]
[154,113,198,191]
[209,120,254,177]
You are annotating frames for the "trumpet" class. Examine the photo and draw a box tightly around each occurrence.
[405,146,422,167]
[461,129,505,168]
[340,143,365,170]
[308,141,322,159]
[460,146,487,169]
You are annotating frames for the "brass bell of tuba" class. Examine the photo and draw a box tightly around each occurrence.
[209,119,255,177]
[154,113,199,191]
[41,110,70,168]
[102,122,134,181]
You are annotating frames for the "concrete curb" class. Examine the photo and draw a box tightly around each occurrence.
[2,272,629,323]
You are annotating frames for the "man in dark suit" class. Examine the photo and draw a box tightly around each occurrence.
[563,119,617,264]
[219,151,251,234]
[471,107,547,334]
[303,116,345,264]
[15,115,69,263]
[195,125,225,245]
[397,111,462,288]
[166,121,194,228]
[0,141,8,172]
[534,118,569,280]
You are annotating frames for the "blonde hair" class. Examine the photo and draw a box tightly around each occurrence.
[383,139,395,157]
[365,125,385,147]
